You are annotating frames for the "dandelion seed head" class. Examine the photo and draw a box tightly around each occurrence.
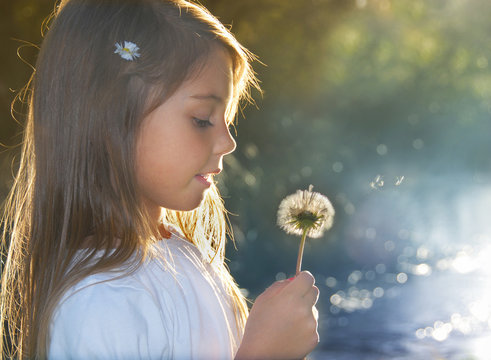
[277,185,335,238]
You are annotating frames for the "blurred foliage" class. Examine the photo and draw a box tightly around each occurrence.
[0,0,54,197]
[1,0,491,297]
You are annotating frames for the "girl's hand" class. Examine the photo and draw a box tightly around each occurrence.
[235,271,320,360]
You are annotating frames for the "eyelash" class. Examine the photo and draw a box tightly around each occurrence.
[193,117,213,128]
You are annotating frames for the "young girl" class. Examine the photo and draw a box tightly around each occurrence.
[1,0,320,358]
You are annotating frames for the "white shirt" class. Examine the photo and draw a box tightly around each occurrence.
[48,233,241,359]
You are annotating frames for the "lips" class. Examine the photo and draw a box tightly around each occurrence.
[195,169,221,187]
[198,174,211,181]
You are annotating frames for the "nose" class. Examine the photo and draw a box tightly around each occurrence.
[214,124,236,156]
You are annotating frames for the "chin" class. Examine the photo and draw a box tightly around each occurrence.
[160,188,209,212]
[179,204,202,212]
[171,196,206,212]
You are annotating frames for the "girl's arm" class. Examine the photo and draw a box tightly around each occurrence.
[235,271,320,360]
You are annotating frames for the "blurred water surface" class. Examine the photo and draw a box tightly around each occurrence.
[309,176,491,359]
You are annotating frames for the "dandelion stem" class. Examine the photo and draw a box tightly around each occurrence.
[296,228,309,275]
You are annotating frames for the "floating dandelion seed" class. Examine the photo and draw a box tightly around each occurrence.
[370,175,385,189]
[395,176,405,186]
[277,185,335,274]
[370,175,405,189]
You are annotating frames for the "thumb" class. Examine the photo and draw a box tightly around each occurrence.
[282,271,315,297]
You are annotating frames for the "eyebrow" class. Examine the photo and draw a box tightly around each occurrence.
[190,94,226,104]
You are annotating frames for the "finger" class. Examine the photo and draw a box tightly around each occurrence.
[303,285,320,306]
[284,271,315,296]
[312,306,319,321]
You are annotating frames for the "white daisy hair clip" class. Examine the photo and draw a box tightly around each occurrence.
[114,41,141,61]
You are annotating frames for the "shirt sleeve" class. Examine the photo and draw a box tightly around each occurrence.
[48,280,171,360]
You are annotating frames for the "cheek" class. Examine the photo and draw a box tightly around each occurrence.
[136,118,174,163]
[135,127,167,184]
[135,130,188,183]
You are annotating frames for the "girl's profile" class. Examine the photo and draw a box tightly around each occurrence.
[0,0,320,358]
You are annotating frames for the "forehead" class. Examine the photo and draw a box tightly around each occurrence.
[179,47,234,102]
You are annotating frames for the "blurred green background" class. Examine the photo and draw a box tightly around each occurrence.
[2,0,491,358]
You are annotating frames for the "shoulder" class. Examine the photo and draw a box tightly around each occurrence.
[48,272,173,359]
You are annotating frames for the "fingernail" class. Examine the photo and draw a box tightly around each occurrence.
[287,277,295,281]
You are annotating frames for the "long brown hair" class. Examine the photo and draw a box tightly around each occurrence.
[0,0,260,358]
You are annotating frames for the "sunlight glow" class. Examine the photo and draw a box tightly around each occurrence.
[471,336,491,359]
[452,251,478,274]
[412,263,432,276]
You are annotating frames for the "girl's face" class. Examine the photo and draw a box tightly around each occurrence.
[135,47,236,220]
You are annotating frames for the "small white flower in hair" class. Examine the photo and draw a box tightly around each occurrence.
[114,41,140,61]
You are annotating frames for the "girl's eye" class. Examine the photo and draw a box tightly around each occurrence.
[193,117,213,128]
